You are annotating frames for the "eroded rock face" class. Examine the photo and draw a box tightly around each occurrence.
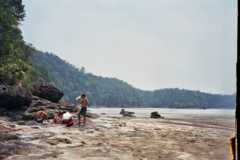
[31,83,63,103]
[23,96,73,121]
[0,85,32,110]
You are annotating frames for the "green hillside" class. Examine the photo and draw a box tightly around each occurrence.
[30,51,235,108]
[0,0,235,109]
[0,0,41,87]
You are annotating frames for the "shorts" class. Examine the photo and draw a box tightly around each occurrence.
[79,107,87,116]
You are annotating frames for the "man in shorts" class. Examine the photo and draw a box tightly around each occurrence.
[78,94,89,126]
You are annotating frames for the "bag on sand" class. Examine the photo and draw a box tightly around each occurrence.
[62,112,72,120]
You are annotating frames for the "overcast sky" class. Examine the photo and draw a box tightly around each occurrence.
[21,0,237,94]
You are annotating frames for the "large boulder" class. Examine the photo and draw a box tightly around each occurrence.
[150,111,164,119]
[31,83,63,102]
[23,96,73,121]
[0,85,32,110]
[120,109,135,117]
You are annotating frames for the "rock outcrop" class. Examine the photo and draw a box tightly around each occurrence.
[0,85,32,110]
[23,96,73,121]
[31,83,63,103]
[0,83,100,124]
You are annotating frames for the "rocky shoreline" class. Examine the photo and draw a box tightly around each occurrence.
[0,84,235,160]
[0,109,234,160]
[0,83,74,120]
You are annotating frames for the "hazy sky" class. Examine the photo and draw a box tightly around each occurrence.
[21,0,237,94]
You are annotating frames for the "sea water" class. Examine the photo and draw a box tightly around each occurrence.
[90,107,235,118]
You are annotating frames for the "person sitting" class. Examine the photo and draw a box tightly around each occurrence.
[34,110,48,123]
[53,112,63,124]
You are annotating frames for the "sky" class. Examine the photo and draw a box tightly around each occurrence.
[21,0,237,94]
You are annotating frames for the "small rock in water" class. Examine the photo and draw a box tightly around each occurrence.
[120,109,135,117]
[150,111,164,119]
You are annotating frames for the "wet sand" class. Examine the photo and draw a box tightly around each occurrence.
[1,108,235,160]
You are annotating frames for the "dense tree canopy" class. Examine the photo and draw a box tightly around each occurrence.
[1,1,235,108]
[31,52,235,108]
[0,0,31,85]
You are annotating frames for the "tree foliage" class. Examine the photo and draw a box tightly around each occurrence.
[0,0,31,85]
[0,1,235,108]
[31,52,235,108]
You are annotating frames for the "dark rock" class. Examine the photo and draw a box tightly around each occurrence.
[29,98,51,111]
[87,130,94,134]
[5,111,24,120]
[0,85,32,110]
[23,96,74,122]
[81,141,86,145]
[150,111,164,119]
[120,109,135,117]
[8,124,16,128]
[17,121,26,125]
[46,137,72,145]
[29,96,56,110]
[0,133,19,141]
[31,83,63,103]
[31,126,40,129]
[22,112,34,120]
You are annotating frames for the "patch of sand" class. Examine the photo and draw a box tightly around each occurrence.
[1,110,235,160]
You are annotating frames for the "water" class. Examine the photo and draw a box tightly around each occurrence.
[90,107,235,118]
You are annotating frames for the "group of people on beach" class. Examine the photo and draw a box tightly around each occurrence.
[34,94,89,127]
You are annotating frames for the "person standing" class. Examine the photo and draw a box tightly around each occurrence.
[77,94,89,126]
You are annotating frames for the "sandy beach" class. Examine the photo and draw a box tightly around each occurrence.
[1,108,235,160]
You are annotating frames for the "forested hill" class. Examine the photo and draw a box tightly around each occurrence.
[0,1,235,109]
[30,52,235,108]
